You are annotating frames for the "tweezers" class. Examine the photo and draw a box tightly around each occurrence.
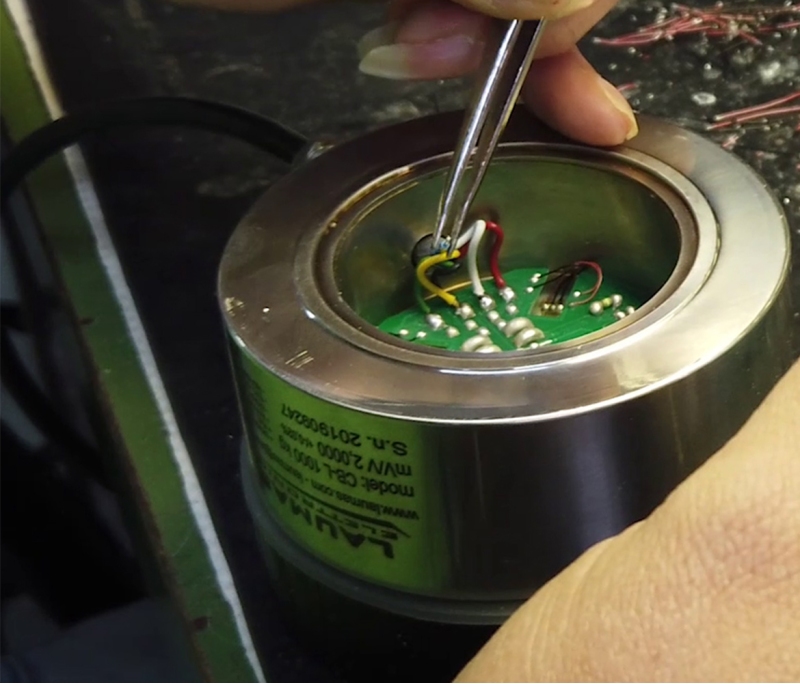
[431,19,547,254]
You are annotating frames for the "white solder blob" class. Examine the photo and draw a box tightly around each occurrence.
[514,326,545,348]
[426,313,445,330]
[499,287,516,303]
[504,317,533,339]
[457,304,476,319]
[589,301,604,316]
[461,334,490,352]
[475,344,502,353]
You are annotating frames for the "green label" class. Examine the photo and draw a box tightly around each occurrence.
[233,346,445,592]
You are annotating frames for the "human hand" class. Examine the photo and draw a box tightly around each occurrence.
[173,0,636,146]
[458,357,800,682]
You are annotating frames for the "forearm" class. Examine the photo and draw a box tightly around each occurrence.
[458,357,800,682]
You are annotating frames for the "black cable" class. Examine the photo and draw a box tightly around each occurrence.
[1,96,308,205]
[0,96,308,463]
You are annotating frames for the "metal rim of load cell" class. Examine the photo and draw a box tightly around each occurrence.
[219,112,790,425]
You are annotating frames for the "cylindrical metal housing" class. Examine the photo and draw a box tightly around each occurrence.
[219,112,792,625]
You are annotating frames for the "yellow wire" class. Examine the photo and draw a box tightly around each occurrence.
[416,250,461,308]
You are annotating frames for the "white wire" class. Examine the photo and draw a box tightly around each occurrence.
[466,219,487,296]
[455,221,478,250]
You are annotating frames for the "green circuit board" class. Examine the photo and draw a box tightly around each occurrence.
[378,266,643,352]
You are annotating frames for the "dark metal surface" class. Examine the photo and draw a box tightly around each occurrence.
[23,0,799,680]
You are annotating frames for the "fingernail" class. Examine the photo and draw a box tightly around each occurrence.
[599,79,639,141]
[359,35,478,80]
[359,44,417,80]
[357,23,398,59]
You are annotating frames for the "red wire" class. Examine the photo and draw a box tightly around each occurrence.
[484,221,507,289]
[571,260,603,305]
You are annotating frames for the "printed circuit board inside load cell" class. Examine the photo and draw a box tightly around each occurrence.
[378,219,641,352]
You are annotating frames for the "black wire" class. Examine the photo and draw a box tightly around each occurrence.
[0,96,308,463]
[554,264,587,307]
[533,265,574,290]
[1,96,308,205]
[532,263,584,309]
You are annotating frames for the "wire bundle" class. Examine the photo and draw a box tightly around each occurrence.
[531,261,604,310]
[707,91,800,131]
[594,3,800,48]
[415,219,508,310]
